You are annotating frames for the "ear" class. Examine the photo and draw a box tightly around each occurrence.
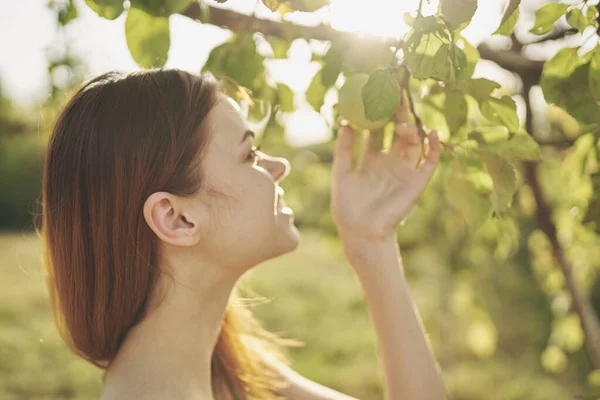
[143,192,207,247]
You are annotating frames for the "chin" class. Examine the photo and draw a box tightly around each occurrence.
[281,224,301,253]
[272,217,301,256]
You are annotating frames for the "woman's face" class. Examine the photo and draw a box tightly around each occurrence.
[188,94,300,270]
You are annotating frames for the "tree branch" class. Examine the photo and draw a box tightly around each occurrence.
[523,28,578,45]
[181,2,544,77]
[477,44,544,80]
[181,2,392,45]
[522,74,600,370]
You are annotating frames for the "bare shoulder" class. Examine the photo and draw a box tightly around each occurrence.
[267,357,359,400]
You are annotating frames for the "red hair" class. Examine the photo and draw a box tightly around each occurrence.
[37,69,299,399]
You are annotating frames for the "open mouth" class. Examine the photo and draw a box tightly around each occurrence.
[276,186,293,215]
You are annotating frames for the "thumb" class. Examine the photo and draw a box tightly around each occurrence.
[332,125,355,178]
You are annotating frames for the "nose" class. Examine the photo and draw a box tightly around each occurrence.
[259,155,291,183]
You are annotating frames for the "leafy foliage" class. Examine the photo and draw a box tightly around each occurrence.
[541,46,600,126]
[403,16,452,81]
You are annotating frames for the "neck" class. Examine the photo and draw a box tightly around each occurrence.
[103,251,241,398]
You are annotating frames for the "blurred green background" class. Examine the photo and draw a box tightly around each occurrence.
[0,76,594,400]
[2,0,600,399]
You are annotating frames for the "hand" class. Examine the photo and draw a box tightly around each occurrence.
[330,120,440,249]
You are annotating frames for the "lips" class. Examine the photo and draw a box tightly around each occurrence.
[276,186,292,215]
[276,186,285,208]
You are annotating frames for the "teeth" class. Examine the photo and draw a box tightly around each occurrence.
[280,206,293,215]
[276,186,285,197]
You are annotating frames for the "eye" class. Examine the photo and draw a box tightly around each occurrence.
[247,145,262,163]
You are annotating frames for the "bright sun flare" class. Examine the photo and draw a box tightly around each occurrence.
[328,0,501,46]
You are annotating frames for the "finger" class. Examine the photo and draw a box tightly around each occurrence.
[332,125,356,177]
[395,101,411,125]
[417,130,440,182]
[391,123,422,168]
[358,130,383,170]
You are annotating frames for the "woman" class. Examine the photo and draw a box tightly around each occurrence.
[39,68,446,399]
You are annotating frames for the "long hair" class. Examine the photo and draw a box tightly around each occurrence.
[36,68,299,399]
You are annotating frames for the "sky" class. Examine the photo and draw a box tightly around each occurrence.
[0,0,504,146]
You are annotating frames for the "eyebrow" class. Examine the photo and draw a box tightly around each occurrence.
[240,130,255,145]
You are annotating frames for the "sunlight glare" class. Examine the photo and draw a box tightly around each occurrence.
[329,0,438,37]
[328,0,499,46]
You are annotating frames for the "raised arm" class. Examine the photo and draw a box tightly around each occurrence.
[330,117,447,400]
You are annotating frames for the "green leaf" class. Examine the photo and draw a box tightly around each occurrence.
[306,69,328,112]
[480,95,519,132]
[457,37,479,80]
[58,0,78,26]
[465,78,501,102]
[480,132,542,161]
[567,8,588,33]
[494,0,520,36]
[403,16,452,80]
[439,0,478,32]
[249,84,275,121]
[590,46,600,100]
[469,126,510,145]
[338,74,389,131]
[530,3,569,35]
[478,151,517,214]
[495,8,519,36]
[203,35,265,93]
[447,42,469,82]
[262,0,281,11]
[276,83,294,112]
[361,69,401,122]
[444,89,468,134]
[166,0,192,14]
[587,5,599,28]
[542,47,587,79]
[130,0,192,17]
[445,158,493,229]
[125,7,170,68]
[85,0,124,20]
[266,36,291,58]
[321,42,344,87]
[542,62,600,125]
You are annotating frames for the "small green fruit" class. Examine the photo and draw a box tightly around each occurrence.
[338,74,389,131]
